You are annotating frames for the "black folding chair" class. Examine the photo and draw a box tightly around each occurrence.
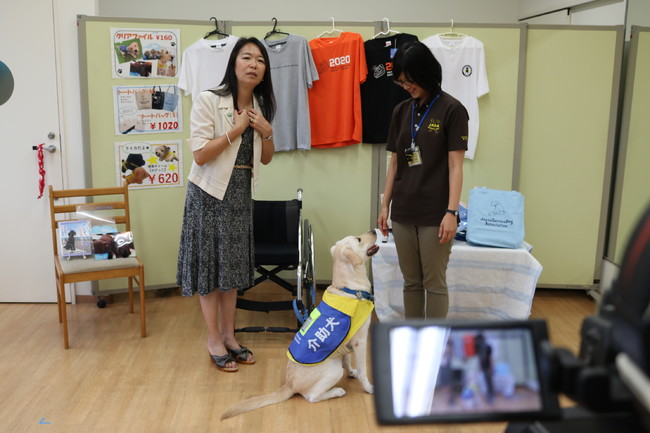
[235,189,316,333]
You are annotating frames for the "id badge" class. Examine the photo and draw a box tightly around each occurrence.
[405,146,423,167]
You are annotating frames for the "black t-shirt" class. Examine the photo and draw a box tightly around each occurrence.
[386,92,469,226]
[361,33,419,144]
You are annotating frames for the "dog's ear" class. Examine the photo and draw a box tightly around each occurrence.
[343,246,363,266]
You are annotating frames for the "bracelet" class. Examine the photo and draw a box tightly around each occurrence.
[225,131,233,145]
[263,134,273,141]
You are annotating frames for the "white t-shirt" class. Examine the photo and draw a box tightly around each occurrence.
[177,36,239,100]
[423,35,489,160]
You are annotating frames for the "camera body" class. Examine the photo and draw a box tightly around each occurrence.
[508,201,650,431]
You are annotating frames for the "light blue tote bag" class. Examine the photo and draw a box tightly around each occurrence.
[162,85,178,112]
[466,187,525,249]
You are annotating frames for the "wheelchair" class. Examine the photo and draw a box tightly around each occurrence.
[235,188,316,333]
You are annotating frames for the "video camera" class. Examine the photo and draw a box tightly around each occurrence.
[372,205,650,432]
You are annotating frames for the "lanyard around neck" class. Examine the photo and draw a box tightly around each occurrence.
[410,92,441,148]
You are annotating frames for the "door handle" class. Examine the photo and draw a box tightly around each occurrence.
[32,144,57,153]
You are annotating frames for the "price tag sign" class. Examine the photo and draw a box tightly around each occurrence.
[113,85,183,135]
[115,141,183,189]
[111,28,180,79]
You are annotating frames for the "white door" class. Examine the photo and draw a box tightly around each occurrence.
[0,2,65,302]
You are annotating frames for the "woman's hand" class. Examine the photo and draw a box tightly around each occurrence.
[378,207,390,237]
[438,213,458,244]
[247,108,272,139]
[233,108,251,133]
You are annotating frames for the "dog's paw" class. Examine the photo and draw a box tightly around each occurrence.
[357,377,374,394]
[306,387,346,402]
[346,368,359,378]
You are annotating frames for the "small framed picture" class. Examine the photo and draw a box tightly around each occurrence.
[58,220,93,259]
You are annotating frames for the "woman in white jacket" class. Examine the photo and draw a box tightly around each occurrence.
[177,37,276,372]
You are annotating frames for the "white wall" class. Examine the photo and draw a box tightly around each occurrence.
[627,0,650,26]
[520,0,626,26]
[54,0,98,297]
[97,0,520,23]
[571,1,627,25]
[55,0,98,190]
[519,0,613,19]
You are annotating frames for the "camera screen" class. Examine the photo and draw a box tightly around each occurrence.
[372,319,560,424]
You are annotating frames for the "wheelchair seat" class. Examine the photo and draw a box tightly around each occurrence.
[235,189,316,333]
[253,199,300,284]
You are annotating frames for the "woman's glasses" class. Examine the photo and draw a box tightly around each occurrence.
[394,78,414,88]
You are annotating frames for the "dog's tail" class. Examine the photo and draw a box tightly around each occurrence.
[221,384,294,420]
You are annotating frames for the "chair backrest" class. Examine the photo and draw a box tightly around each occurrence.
[253,199,300,246]
[49,184,132,258]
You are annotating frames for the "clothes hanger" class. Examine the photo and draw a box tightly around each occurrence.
[204,17,229,40]
[438,19,467,40]
[317,17,343,38]
[372,18,400,39]
[264,17,290,40]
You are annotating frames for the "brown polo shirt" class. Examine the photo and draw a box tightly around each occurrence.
[386,92,469,226]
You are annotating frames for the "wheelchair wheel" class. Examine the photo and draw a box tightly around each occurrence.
[300,219,316,314]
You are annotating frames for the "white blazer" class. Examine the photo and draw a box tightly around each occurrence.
[186,90,263,200]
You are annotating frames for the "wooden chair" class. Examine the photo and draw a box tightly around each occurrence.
[48,184,146,349]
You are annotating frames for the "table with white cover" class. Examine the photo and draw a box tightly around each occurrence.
[371,230,542,321]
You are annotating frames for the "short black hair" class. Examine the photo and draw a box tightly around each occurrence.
[392,41,443,96]
[217,37,276,122]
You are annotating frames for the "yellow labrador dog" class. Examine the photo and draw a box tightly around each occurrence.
[221,230,379,420]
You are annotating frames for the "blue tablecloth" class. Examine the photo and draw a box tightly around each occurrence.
[371,230,542,321]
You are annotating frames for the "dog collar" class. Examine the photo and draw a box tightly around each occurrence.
[340,287,374,301]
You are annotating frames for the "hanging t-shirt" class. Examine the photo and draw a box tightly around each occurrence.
[177,35,239,100]
[308,32,368,148]
[422,35,489,160]
[262,35,319,152]
[361,33,419,144]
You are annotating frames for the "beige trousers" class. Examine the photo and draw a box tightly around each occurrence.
[391,221,453,319]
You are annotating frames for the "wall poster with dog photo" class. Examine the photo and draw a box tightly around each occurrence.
[115,140,183,189]
[113,85,182,134]
[111,28,180,79]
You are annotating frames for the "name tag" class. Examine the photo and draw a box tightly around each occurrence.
[405,145,423,167]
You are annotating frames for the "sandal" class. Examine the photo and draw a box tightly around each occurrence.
[227,346,255,365]
[209,353,238,372]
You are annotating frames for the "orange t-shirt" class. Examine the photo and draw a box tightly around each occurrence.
[308,32,367,148]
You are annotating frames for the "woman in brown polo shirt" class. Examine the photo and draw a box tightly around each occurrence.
[378,41,469,319]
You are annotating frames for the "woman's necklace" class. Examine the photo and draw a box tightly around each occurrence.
[237,95,254,111]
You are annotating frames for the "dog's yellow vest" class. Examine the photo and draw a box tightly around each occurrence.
[287,290,374,365]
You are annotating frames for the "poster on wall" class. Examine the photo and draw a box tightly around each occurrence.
[111,28,180,79]
[113,85,182,134]
[116,141,183,189]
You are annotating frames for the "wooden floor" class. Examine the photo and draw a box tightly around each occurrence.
[0,285,597,433]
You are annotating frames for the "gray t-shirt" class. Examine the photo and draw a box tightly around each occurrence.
[263,35,319,151]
